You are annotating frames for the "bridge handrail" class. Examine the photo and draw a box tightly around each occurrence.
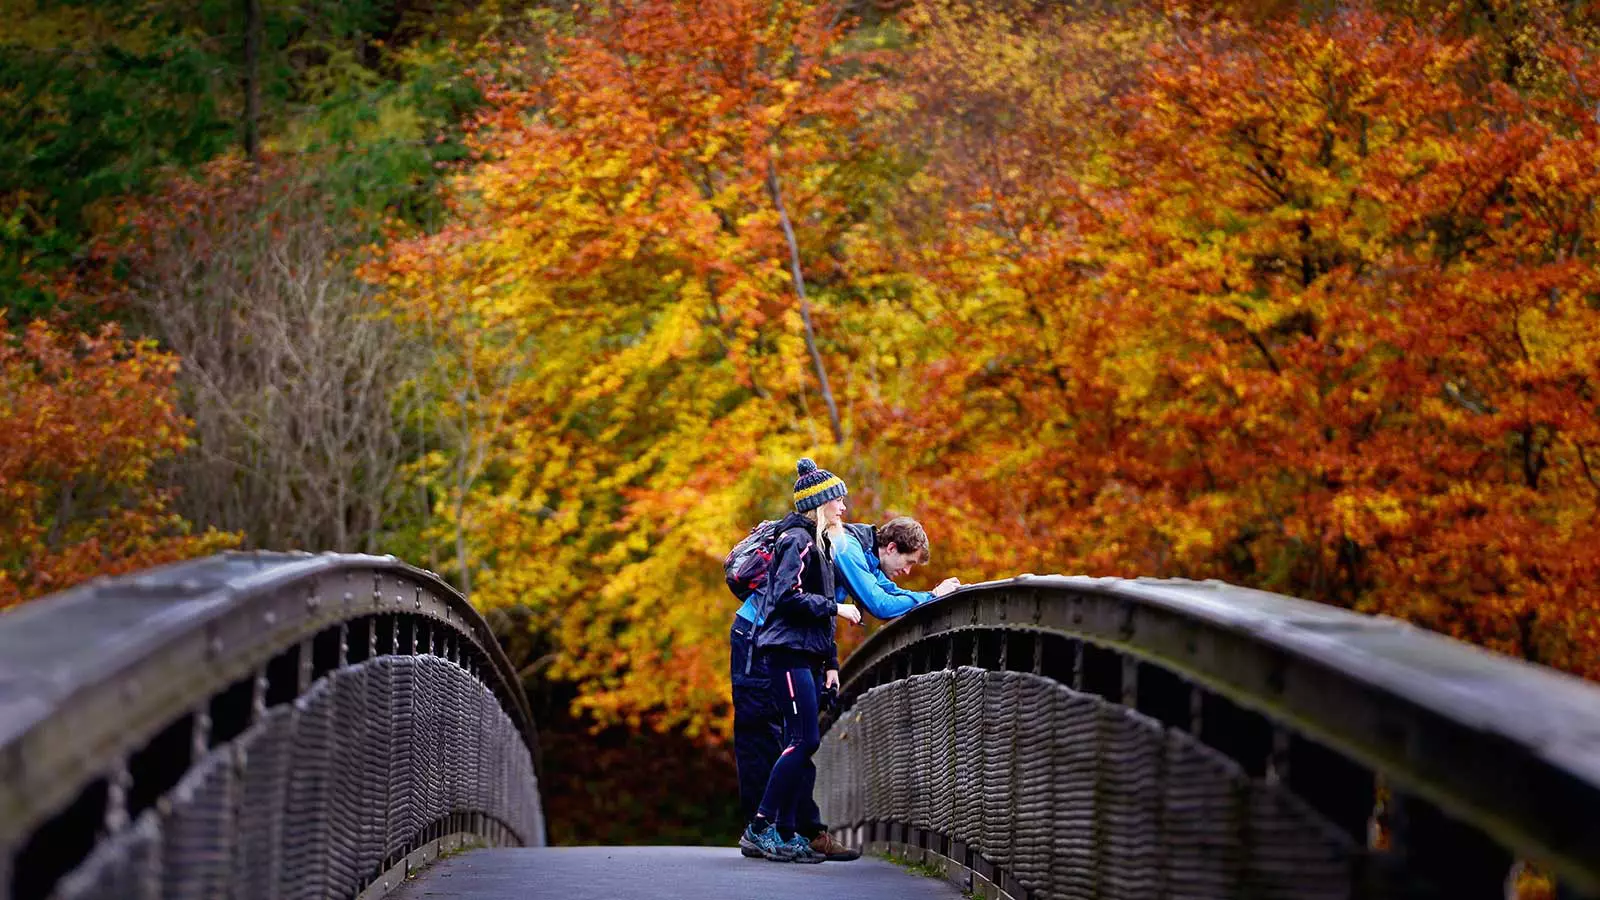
[0,551,539,875]
[833,574,1600,893]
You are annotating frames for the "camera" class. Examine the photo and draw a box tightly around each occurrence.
[819,685,839,713]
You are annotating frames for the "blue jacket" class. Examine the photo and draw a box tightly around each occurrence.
[750,513,838,663]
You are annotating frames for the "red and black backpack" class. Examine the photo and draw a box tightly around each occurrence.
[723,520,783,601]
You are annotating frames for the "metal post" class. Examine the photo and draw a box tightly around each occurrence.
[105,756,131,834]
[1267,726,1290,785]
[252,666,268,724]
[1121,656,1138,708]
[192,707,212,758]
[297,638,313,694]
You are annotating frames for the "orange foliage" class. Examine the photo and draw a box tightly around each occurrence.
[1098,9,1600,668]
[377,0,1600,741]
[0,321,237,609]
[873,4,1600,673]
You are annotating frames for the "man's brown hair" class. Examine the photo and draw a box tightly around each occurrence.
[877,516,930,565]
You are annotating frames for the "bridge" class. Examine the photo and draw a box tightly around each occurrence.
[2,552,1598,900]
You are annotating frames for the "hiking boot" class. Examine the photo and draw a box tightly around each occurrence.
[743,822,791,861]
[810,831,861,862]
[783,832,824,864]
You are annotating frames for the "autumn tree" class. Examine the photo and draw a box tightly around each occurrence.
[841,0,1169,575]
[377,0,895,736]
[0,0,462,316]
[0,321,237,608]
[1079,7,1600,670]
[96,157,430,554]
[870,4,1600,671]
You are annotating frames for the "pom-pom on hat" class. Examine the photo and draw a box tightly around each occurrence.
[792,458,848,512]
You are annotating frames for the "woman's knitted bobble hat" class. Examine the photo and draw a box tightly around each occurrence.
[792,457,848,512]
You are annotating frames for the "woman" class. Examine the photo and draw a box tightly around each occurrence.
[740,458,862,863]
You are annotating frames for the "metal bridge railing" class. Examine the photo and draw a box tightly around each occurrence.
[0,552,545,900]
[816,575,1600,900]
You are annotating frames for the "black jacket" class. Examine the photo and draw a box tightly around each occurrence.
[752,512,838,663]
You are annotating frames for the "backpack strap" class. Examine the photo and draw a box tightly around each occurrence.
[747,520,795,675]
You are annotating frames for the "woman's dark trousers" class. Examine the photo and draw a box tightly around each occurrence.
[755,649,824,831]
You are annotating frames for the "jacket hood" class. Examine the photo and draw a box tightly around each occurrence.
[844,522,876,556]
[776,511,814,533]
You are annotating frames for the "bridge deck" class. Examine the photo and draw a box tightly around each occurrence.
[388,846,964,900]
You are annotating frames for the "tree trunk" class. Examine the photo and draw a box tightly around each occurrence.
[766,159,843,446]
[242,0,262,162]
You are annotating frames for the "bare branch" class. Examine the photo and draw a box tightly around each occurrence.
[131,183,424,553]
[766,158,843,446]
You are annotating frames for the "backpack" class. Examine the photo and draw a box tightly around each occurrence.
[724,519,783,601]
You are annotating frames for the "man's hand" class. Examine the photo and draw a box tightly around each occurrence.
[825,669,840,691]
[836,603,862,625]
[932,577,962,598]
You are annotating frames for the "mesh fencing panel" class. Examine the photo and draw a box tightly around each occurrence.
[981,671,1022,869]
[817,664,1358,900]
[953,666,987,848]
[235,707,293,900]
[51,652,541,900]
[51,811,162,900]
[888,683,914,826]
[281,685,335,900]
[386,657,420,862]
[1051,688,1101,900]
[1162,729,1248,900]
[919,671,958,837]
[1097,705,1166,900]
[1010,675,1056,894]
[1245,786,1356,899]
[159,747,237,900]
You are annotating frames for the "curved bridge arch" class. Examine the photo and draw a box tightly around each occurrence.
[817,575,1600,899]
[0,552,544,900]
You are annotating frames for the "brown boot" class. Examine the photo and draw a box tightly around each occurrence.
[809,831,861,862]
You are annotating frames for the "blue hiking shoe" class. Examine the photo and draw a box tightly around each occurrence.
[783,832,824,864]
[743,823,789,861]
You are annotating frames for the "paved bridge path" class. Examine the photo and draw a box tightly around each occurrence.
[389,846,964,900]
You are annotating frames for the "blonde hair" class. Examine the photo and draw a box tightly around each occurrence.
[805,505,848,554]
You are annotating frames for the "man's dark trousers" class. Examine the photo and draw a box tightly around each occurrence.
[730,615,823,830]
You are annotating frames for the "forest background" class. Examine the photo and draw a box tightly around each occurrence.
[6,0,1600,845]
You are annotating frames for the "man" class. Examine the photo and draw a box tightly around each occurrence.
[730,515,960,861]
